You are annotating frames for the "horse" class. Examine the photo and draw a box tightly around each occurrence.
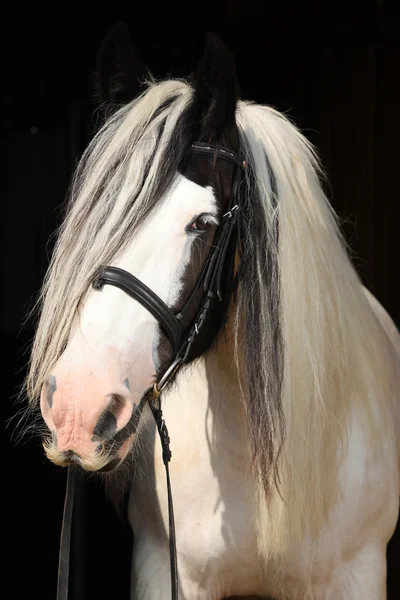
[23,24,400,600]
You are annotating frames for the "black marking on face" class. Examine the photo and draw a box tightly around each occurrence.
[63,450,82,465]
[93,410,118,441]
[101,401,143,456]
[123,378,130,390]
[154,154,237,376]
[93,401,142,461]
[46,375,57,408]
[112,403,140,445]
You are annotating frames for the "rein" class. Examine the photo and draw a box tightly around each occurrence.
[56,142,246,600]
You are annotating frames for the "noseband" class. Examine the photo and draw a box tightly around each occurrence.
[57,142,246,600]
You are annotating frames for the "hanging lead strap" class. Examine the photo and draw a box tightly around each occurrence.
[57,466,76,600]
[149,391,178,600]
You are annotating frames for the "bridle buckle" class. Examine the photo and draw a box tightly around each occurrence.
[155,357,183,394]
[223,204,239,219]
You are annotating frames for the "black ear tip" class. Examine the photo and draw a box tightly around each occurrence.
[97,22,132,60]
[205,31,223,45]
[97,22,130,67]
[104,21,130,41]
[201,32,238,83]
[95,20,150,112]
[204,32,233,57]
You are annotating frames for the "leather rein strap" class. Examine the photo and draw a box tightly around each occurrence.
[57,466,76,600]
[56,142,245,600]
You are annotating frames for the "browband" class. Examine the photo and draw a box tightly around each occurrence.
[191,142,246,169]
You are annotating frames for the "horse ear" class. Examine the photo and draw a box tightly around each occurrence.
[191,33,240,139]
[95,22,150,108]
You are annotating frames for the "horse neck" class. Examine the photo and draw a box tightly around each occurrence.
[199,309,248,447]
[162,306,248,465]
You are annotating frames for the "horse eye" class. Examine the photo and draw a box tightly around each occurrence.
[189,214,215,233]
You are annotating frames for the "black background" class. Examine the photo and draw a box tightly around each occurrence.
[3,2,400,598]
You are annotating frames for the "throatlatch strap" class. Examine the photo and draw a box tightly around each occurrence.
[57,466,76,600]
[149,397,178,600]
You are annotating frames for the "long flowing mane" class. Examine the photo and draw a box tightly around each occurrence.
[236,101,394,555]
[26,79,394,557]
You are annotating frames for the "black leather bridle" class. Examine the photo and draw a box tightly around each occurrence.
[56,142,246,600]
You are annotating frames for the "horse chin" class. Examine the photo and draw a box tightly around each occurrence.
[42,430,135,474]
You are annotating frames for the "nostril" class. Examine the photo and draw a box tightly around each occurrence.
[93,393,128,441]
[93,410,117,440]
[108,393,127,420]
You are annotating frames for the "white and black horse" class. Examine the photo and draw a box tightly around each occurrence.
[25,25,400,599]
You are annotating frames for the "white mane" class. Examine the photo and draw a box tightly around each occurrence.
[236,100,395,555]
